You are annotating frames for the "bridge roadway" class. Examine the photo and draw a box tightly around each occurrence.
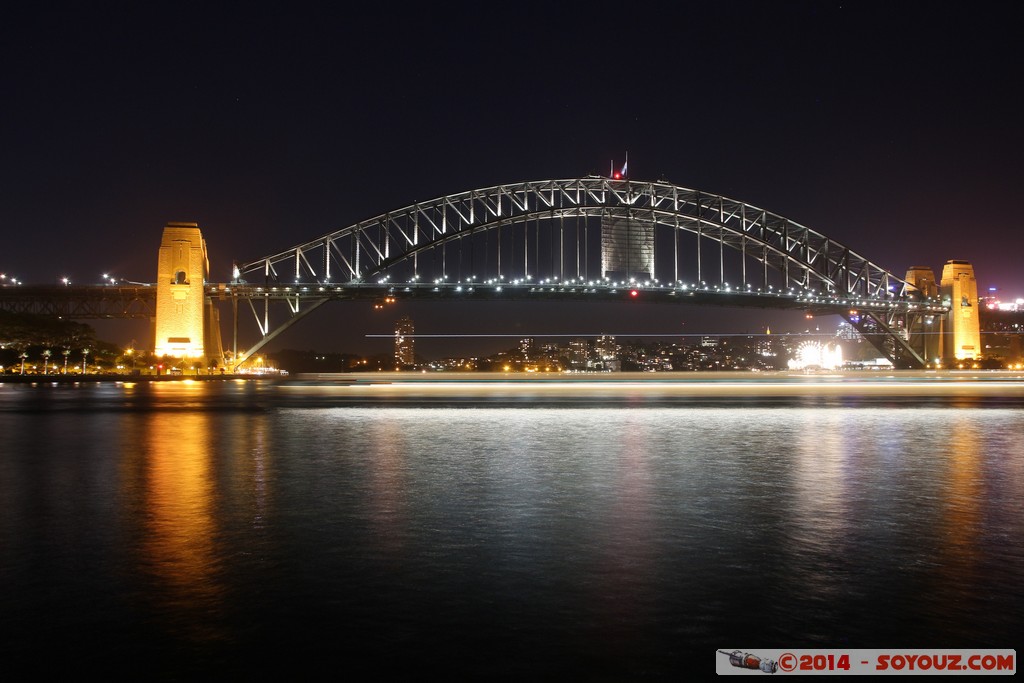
[0,280,952,370]
[0,284,158,319]
[0,280,948,318]
[215,280,949,370]
[218,279,945,317]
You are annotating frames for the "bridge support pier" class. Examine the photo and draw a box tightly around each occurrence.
[154,222,224,368]
[939,260,981,364]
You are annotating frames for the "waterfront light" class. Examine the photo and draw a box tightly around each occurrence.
[788,341,843,371]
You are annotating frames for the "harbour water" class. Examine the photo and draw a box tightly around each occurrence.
[1,373,1022,679]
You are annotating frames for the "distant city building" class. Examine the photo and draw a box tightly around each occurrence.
[595,334,618,360]
[539,343,561,356]
[836,321,862,342]
[982,294,1024,312]
[519,338,535,358]
[567,339,589,369]
[394,316,415,367]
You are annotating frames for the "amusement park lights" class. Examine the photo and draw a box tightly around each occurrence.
[788,341,844,371]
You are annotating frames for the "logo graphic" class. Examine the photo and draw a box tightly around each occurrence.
[719,650,778,674]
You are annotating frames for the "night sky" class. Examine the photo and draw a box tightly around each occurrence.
[3,3,1021,356]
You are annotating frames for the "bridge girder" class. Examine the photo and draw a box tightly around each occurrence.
[237,178,918,302]
[0,285,156,319]
[230,178,943,369]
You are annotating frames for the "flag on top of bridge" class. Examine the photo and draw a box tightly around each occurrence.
[611,152,628,179]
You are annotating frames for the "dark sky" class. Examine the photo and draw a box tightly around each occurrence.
[3,2,1022,355]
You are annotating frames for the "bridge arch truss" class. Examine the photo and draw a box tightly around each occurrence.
[231,178,944,368]
[239,178,908,299]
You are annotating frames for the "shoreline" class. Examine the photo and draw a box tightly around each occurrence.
[0,374,268,384]
[4,369,1024,385]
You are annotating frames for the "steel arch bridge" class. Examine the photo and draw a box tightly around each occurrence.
[229,177,947,368]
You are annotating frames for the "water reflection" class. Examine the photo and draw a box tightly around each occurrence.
[140,408,225,644]
[932,411,984,641]
[593,410,659,665]
[363,412,412,555]
[787,407,852,592]
[2,382,1022,676]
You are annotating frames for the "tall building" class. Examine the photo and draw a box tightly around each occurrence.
[567,339,589,369]
[519,338,535,359]
[394,316,415,368]
[594,334,620,371]
[595,335,618,361]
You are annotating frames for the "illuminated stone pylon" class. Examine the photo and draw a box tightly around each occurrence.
[939,260,981,362]
[905,266,941,364]
[154,222,211,361]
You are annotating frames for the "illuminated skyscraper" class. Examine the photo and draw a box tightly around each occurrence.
[519,338,535,359]
[595,335,618,361]
[394,316,415,368]
[567,339,589,369]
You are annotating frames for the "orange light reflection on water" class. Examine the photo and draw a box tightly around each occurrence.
[141,406,225,642]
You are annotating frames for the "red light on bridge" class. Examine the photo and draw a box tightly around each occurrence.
[630,289,639,298]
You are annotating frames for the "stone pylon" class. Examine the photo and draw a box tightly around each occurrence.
[939,260,981,362]
[154,222,221,365]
